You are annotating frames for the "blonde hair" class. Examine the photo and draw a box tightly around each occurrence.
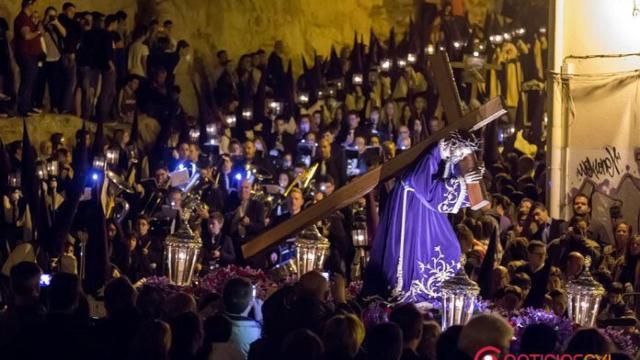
[323,314,365,357]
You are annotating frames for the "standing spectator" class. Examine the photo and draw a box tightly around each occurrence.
[76,11,97,119]
[57,2,80,114]
[0,17,14,117]
[366,322,403,360]
[117,74,139,122]
[0,262,44,353]
[128,319,172,360]
[389,303,423,360]
[95,14,118,122]
[128,25,150,78]
[33,6,66,113]
[222,277,262,359]
[13,0,45,116]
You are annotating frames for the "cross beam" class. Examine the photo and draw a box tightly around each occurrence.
[241,51,507,260]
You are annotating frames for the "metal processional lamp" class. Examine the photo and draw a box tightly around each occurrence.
[165,205,203,286]
[567,256,605,327]
[350,214,369,280]
[441,256,480,330]
[295,225,330,276]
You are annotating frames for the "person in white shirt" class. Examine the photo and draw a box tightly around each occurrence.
[127,25,150,78]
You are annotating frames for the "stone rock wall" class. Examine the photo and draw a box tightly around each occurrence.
[2,0,494,74]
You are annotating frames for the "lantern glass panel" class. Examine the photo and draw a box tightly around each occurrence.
[46,160,59,177]
[93,156,106,170]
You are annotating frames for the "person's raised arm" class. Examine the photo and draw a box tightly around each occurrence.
[21,23,42,41]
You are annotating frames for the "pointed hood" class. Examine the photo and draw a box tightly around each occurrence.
[0,137,11,189]
[351,35,364,75]
[21,118,40,242]
[129,109,140,147]
[367,30,379,70]
[326,45,343,81]
[92,120,105,160]
[283,60,298,120]
[387,27,396,61]
[252,66,267,129]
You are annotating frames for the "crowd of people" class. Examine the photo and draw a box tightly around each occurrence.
[0,0,637,358]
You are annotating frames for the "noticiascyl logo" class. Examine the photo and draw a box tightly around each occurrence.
[474,346,501,360]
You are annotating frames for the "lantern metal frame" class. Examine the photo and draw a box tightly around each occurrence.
[294,225,330,276]
[441,256,480,329]
[566,256,605,327]
[164,199,203,286]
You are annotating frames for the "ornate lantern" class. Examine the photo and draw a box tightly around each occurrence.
[188,127,201,143]
[407,53,417,64]
[92,155,106,170]
[352,74,363,85]
[441,256,480,329]
[350,214,369,280]
[36,162,48,180]
[46,160,59,178]
[105,148,119,165]
[241,109,253,120]
[425,44,436,55]
[380,58,392,71]
[165,211,202,286]
[351,215,368,247]
[295,225,330,276]
[567,257,605,327]
[298,92,310,105]
[8,172,21,188]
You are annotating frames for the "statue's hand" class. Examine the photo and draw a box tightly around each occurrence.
[464,170,483,184]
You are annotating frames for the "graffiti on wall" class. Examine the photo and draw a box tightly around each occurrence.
[568,147,640,245]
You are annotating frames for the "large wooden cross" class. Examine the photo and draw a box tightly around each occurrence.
[450,57,502,103]
[241,51,507,260]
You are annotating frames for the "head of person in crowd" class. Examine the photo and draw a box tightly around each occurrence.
[296,270,329,302]
[566,251,584,278]
[322,314,365,359]
[222,277,253,315]
[61,2,76,18]
[104,276,137,317]
[564,328,613,355]
[417,321,441,360]
[169,311,202,358]
[436,325,463,360]
[288,187,304,215]
[519,323,558,354]
[366,322,403,360]
[239,178,252,202]
[163,19,173,34]
[549,288,567,316]
[154,164,170,187]
[319,138,332,160]
[49,272,82,314]
[135,215,151,237]
[389,303,423,354]
[518,197,534,215]
[217,50,229,66]
[526,240,546,271]
[614,220,632,250]
[458,314,513,359]
[10,261,42,306]
[572,193,591,217]
[129,319,172,360]
[243,140,256,161]
[531,202,550,227]
[281,329,325,360]
[511,271,531,296]
[427,116,445,134]
[318,175,335,196]
[208,212,224,237]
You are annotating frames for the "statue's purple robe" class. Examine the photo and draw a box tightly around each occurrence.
[363,144,469,304]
